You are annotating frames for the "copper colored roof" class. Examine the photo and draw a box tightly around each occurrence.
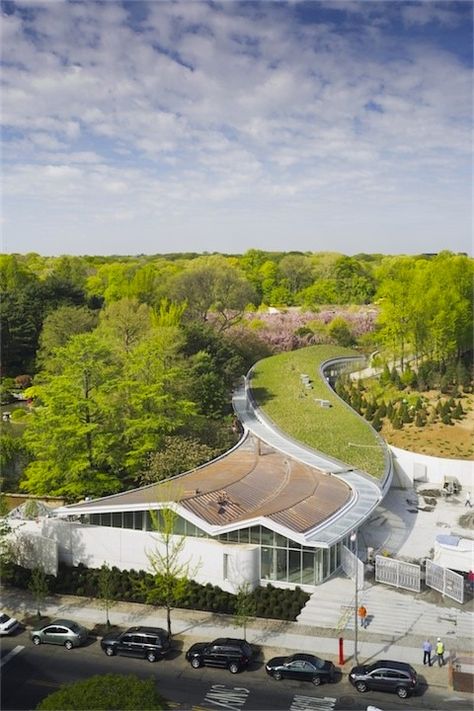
[63,435,351,534]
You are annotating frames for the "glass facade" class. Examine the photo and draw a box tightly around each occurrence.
[80,511,342,586]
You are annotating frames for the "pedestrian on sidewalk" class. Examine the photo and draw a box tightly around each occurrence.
[468,570,474,593]
[358,604,367,628]
[465,491,472,508]
[422,639,432,666]
[436,637,445,667]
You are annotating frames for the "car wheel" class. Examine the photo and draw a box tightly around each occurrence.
[105,647,115,657]
[146,651,157,663]
[397,686,409,698]
[64,640,73,650]
[312,675,321,686]
[32,636,41,646]
[273,671,282,681]
[229,662,239,674]
[355,681,367,693]
[191,657,201,669]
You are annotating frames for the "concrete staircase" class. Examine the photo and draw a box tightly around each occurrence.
[296,575,472,642]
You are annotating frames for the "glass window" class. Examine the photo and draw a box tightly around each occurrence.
[173,515,186,535]
[124,512,134,529]
[101,513,111,527]
[218,533,229,542]
[134,511,143,530]
[238,528,250,544]
[322,548,330,579]
[260,527,274,546]
[186,522,197,537]
[249,526,260,544]
[302,551,315,585]
[227,530,239,542]
[261,547,273,579]
[288,549,301,584]
[111,512,122,528]
[89,513,100,525]
[314,549,323,582]
[276,548,287,581]
[275,533,288,548]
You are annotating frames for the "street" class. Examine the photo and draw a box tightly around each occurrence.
[0,631,471,711]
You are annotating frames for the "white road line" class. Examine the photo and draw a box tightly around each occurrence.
[0,645,24,668]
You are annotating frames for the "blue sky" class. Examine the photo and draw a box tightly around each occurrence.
[1,0,472,256]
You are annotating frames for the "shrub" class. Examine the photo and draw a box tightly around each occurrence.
[37,674,166,710]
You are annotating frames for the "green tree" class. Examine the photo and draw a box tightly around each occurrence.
[278,254,313,294]
[98,563,117,629]
[0,495,14,583]
[328,316,354,347]
[0,256,45,374]
[22,333,123,498]
[170,257,255,328]
[36,674,166,710]
[138,501,197,638]
[97,297,152,354]
[29,565,49,619]
[234,583,256,640]
[37,305,98,365]
[140,436,217,485]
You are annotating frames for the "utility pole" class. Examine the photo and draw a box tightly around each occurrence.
[350,530,359,665]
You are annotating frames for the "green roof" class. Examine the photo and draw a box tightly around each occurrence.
[250,345,386,479]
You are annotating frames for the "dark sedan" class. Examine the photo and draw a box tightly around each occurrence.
[265,653,336,686]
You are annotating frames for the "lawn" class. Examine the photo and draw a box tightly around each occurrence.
[250,345,386,479]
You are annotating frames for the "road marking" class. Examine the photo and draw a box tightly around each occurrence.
[203,684,250,710]
[290,695,337,711]
[0,645,24,668]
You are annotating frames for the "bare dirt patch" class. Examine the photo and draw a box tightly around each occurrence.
[382,392,474,460]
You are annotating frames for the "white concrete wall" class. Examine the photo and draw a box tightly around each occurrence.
[8,520,58,575]
[390,445,474,490]
[23,519,260,594]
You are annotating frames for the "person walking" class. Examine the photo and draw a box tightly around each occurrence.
[422,639,432,666]
[358,604,367,628]
[436,637,445,667]
[465,491,472,508]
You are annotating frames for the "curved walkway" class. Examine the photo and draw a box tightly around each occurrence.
[232,378,383,547]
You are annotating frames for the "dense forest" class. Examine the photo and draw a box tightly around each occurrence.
[1,250,472,499]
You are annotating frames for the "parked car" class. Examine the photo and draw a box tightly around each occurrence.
[100,626,170,663]
[265,653,336,686]
[349,660,417,699]
[185,638,254,674]
[30,619,88,649]
[0,612,20,636]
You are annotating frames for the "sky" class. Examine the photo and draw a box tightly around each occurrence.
[1,0,472,257]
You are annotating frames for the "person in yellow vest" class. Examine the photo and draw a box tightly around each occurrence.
[436,637,445,667]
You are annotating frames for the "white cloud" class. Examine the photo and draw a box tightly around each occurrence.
[1,0,471,255]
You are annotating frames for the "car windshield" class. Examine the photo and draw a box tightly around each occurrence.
[0,614,10,624]
[312,657,325,669]
[69,623,80,633]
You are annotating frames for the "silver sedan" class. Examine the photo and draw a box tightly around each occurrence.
[30,618,88,650]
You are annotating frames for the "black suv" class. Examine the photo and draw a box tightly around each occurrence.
[100,626,170,663]
[349,659,418,699]
[185,638,254,674]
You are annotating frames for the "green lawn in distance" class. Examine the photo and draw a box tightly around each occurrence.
[250,345,386,479]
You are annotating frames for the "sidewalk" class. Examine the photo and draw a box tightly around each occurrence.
[0,586,459,690]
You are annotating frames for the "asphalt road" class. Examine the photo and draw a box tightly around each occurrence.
[0,631,471,711]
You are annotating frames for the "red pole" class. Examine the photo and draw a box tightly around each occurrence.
[338,637,345,665]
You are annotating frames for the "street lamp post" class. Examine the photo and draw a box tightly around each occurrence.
[350,530,359,665]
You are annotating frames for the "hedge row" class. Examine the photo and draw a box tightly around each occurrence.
[8,563,310,621]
